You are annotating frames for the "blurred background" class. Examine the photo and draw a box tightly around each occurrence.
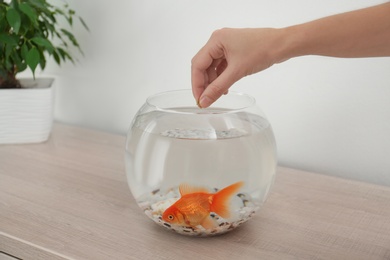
[24,0,390,186]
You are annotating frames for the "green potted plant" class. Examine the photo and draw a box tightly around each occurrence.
[0,0,88,144]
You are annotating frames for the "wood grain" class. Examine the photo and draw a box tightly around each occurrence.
[1,123,390,259]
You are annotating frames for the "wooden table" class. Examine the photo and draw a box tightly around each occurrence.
[1,123,390,260]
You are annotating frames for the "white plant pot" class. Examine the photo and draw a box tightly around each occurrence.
[0,78,55,144]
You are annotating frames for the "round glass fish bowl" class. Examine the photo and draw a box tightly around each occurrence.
[125,90,277,237]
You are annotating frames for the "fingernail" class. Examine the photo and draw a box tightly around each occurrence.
[199,95,212,108]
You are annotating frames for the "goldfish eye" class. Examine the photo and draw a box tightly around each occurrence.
[168,215,174,220]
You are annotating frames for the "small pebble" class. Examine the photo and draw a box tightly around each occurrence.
[152,189,160,195]
[160,128,247,140]
[237,193,245,198]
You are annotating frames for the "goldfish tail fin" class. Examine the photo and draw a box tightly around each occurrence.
[210,181,244,219]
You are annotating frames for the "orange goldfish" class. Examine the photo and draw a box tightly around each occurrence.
[162,181,244,229]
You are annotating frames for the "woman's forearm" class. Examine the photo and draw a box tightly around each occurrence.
[281,2,390,60]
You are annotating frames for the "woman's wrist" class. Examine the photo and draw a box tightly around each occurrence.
[270,26,305,64]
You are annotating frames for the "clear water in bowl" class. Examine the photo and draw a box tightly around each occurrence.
[125,106,276,236]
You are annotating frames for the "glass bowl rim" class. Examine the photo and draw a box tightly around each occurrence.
[145,89,256,114]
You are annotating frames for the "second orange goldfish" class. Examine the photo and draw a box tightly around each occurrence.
[162,181,244,229]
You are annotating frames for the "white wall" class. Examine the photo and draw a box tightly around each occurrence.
[28,0,390,186]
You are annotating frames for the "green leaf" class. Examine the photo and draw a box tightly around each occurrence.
[16,60,27,73]
[31,37,54,53]
[42,18,56,37]
[39,54,46,70]
[54,31,68,47]
[6,8,21,34]
[54,8,65,16]
[57,47,74,63]
[0,9,7,32]
[60,28,79,47]
[67,15,73,26]
[26,47,40,76]
[29,0,47,10]
[79,17,90,32]
[0,33,18,46]
[5,44,13,58]
[21,43,29,59]
[19,3,38,25]
[11,51,26,73]
[5,56,13,70]
[53,50,61,65]
[42,11,56,23]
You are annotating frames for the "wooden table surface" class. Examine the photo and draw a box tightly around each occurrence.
[1,123,390,260]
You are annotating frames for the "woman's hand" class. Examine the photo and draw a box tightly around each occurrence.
[191,28,287,108]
